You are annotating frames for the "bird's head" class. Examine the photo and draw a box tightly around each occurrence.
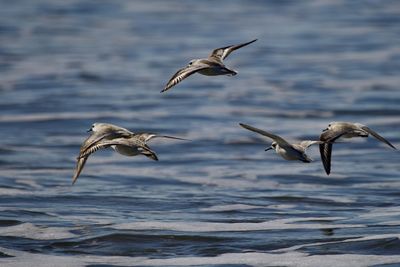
[87,123,109,133]
[188,59,202,66]
[265,141,277,151]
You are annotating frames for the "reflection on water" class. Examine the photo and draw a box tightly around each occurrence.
[0,0,400,266]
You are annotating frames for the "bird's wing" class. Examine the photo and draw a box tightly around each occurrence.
[79,138,138,158]
[162,64,209,92]
[134,133,190,142]
[79,131,133,156]
[320,129,339,142]
[319,142,332,175]
[239,123,292,148]
[208,39,257,61]
[72,156,88,185]
[72,133,116,184]
[361,126,397,149]
[319,131,338,175]
[318,130,350,175]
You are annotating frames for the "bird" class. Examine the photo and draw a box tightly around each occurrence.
[239,123,324,163]
[319,122,397,175]
[72,123,188,184]
[161,39,257,93]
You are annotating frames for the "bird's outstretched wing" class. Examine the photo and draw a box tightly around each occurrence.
[78,140,117,159]
[79,131,131,156]
[319,142,333,175]
[72,156,88,185]
[319,130,352,175]
[162,64,209,92]
[134,133,190,142]
[208,39,257,62]
[361,126,396,149]
[239,123,292,148]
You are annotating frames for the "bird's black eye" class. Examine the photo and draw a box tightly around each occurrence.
[188,61,192,65]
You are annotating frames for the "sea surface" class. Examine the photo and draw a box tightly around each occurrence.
[1,1,400,266]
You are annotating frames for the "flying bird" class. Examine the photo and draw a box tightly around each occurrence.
[239,123,324,163]
[162,39,257,93]
[319,122,397,175]
[72,123,188,184]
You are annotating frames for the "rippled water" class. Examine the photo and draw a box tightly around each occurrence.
[1,0,400,266]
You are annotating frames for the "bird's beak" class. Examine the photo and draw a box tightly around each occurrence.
[265,146,273,151]
[322,128,328,132]
[87,128,92,132]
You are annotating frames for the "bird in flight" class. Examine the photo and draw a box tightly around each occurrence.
[72,123,188,184]
[162,39,257,93]
[239,123,324,163]
[319,122,397,175]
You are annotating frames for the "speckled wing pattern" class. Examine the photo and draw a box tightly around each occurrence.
[72,129,133,184]
[162,64,209,92]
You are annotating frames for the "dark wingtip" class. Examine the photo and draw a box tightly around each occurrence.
[326,168,331,175]
[238,123,252,132]
[246,39,257,44]
[152,154,159,161]
[244,39,257,46]
[161,84,171,93]
[323,164,331,175]
[319,143,331,175]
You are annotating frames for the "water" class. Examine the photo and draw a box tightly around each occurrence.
[0,0,400,266]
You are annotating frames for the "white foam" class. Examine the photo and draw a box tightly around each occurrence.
[118,252,400,267]
[200,203,297,212]
[0,223,77,240]
[0,188,31,196]
[274,233,400,254]
[113,217,362,232]
[200,204,265,212]
[376,221,400,226]
[1,246,400,267]
[359,206,400,219]
[0,247,85,267]
[310,195,356,204]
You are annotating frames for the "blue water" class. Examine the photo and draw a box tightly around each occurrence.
[1,1,400,266]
